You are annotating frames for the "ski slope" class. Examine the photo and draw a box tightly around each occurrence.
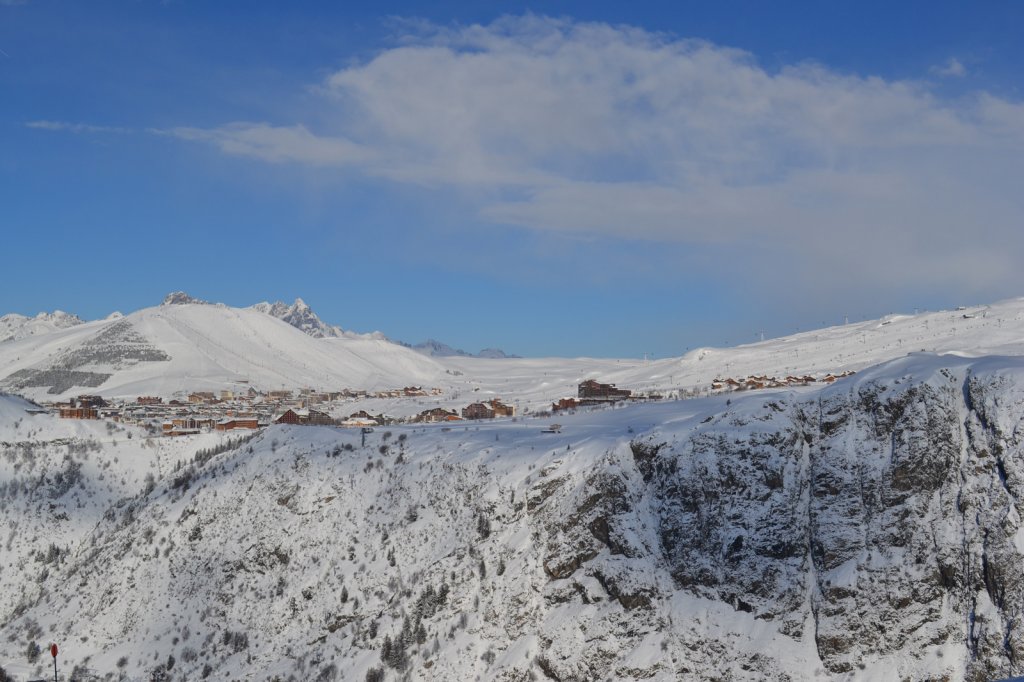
[0,303,446,401]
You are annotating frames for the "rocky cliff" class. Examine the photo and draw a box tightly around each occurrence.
[2,353,1024,680]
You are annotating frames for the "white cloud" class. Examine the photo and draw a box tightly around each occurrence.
[26,120,130,134]
[931,57,967,78]
[163,123,372,166]
[171,16,1024,298]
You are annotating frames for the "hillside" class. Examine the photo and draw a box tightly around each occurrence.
[4,297,1024,679]
[3,352,1024,680]
[3,296,1024,415]
[0,302,446,401]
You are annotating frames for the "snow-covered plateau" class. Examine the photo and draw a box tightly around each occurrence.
[3,297,1024,680]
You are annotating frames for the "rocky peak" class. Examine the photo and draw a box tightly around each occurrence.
[34,310,84,327]
[0,309,85,343]
[161,291,209,306]
[250,298,344,338]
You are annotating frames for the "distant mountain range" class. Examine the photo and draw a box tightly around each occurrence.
[405,338,520,359]
[7,292,1024,413]
[0,310,84,343]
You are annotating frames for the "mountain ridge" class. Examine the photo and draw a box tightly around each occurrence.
[406,338,520,359]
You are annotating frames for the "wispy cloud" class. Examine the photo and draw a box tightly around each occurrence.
[26,120,131,134]
[167,15,1024,301]
[931,57,967,77]
[159,123,372,166]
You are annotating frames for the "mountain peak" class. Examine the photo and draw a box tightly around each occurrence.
[34,310,84,326]
[250,298,343,338]
[162,291,208,306]
[0,309,85,343]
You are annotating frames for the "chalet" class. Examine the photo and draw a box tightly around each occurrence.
[76,395,107,408]
[274,409,334,426]
[415,408,461,423]
[488,399,514,417]
[59,406,98,420]
[275,409,303,425]
[462,402,495,420]
[215,418,259,431]
[188,392,217,404]
[341,416,379,427]
[306,409,335,426]
[552,397,580,412]
[136,396,162,405]
[170,417,217,431]
[578,379,632,401]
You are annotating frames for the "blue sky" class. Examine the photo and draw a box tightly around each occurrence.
[2,1,1023,357]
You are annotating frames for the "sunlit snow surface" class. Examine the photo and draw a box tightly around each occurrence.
[3,298,1024,408]
[3,299,1024,679]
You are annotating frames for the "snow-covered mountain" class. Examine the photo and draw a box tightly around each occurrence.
[0,310,83,343]
[5,296,1024,679]
[408,338,519,359]
[249,297,345,339]
[0,298,445,400]
[4,352,1024,680]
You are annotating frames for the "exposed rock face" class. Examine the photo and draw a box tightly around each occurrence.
[250,297,345,338]
[3,354,1024,680]
[161,291,209,305]
[633,357,1024,680]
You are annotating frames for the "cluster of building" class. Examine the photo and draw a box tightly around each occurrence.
[710,371,856,392]
[48,385,445,435]
[551,379,639,412]
[56,394,106,420]
[48,384,524,435]
[410,398,516,424]
[48,370,862,437]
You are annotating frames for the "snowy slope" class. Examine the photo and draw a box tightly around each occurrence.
[3,296,1024,411]
[0,303,446,400]
[4,353,1024,680]
[433,297,1024,412]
